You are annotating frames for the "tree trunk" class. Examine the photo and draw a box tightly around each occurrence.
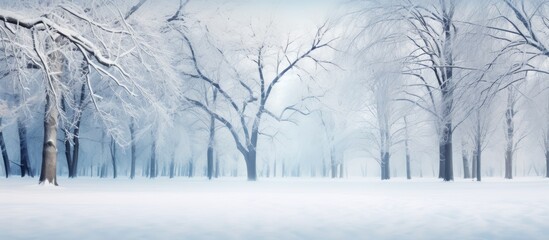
[169,155,175,179]
[39,40,62,185]
[149,138,156,178]
[130,118,136,179]
[330,146,338,178]
[438,143,445,179]
[339,159,344,178]
[70,82,86,178]
[406,154,411,180]
[404,117,411,180]
[504,88,515,179]
[505,147,512,179]
[245,149,257,181]
[18,120,32,177]
[188,159,193,177]
[273,159,277,178]
[476,142,481,182]
[110,137,117,179]
[462,150,470,179]
[61,96,74,178]
[245,123,260,181]
[545,150,549,178]
[442,0,454,182]
[442,124,453,181]
[382,151,390,180]
[214,152,220,178]
[207,115,215,180]
[0,117,10,178]
[39,91,59,185]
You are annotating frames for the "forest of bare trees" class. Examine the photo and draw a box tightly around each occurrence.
[0,0,548,185]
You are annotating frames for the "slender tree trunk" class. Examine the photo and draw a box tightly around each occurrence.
[505,147,513,179]
[149,138,156,178]
[331,146,337,178]
[322,157,327,177]
[462,147,470,179]
[404,117,411,180]
[207,115,215,180]
[339,159,344,178]
[110,137,117,179]
[382,152,390,180]
[475,136,481,182]
[61,96,74,178]
[188,158,193,178]
[504,87,515,179]
[545,150,549,178]
[129,118,136,179]
[0,118,10,178]
[70,82,86,178]
[273,159,277,178]
[214,152,220,178]
[169,152,175,179]
[406,153,411,180]
[17,120,32,177]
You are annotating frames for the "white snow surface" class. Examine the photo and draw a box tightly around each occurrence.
[1,177,548,240]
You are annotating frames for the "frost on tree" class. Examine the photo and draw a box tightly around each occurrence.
[0,1,160,185]
[170,3,337,181]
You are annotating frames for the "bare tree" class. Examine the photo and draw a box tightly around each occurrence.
[170,5,336,180]
[355,0,485,181]
[0,1,163,185]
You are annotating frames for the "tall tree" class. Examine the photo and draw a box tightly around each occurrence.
[170,5,336,180]
[356,0,480,181]
[0,1,163,185]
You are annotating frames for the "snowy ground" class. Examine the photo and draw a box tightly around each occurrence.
[1,177,548,240]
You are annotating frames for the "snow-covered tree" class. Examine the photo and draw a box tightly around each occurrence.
[170,3,337,181]
[0,0,176,185]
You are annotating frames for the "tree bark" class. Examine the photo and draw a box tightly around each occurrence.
[130,118,136,179]
[110,137,117,179]
[381,151,390,180]
[475,138,481,182]
[39,39,62,185]
[462,148,470,179]
[70,82,86,178]
[404,117,411,180]
[207,115,215,180]
[472,149,477,179]
[546,150,549,178]
[39,90,59,185]
[0,117,10,178]
[245,149,257,181]
[443,125,454,181]
[504,88,515,179]
[17,119,32,177]
[61,96,74,177]
[438,143,445,179]
[214,152,220,178]
[330,146,337,178]
[339,159,344,178]
[149,138,156,178]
